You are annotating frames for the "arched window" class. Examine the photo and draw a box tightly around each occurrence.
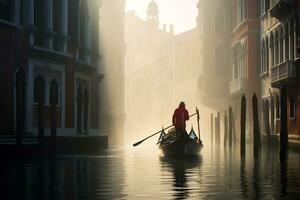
[265,36,269,71]
[261,38,265,74]
[279,26,284,63]
[274,29,279,65]
[265,0,270,12]
[34,75,45,104]
[34,0,45,46]
[270,32,274,66]
[80,0,89,48]
[53,0,62,50]
[284,22,289,61]
[289,19,295,60]
[0,0,12,21]
[50,79,59,106]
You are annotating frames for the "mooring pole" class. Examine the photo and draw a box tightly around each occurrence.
[224,110,228,148]
[211,113,214,147]
[252,93,261,158]
[241,94,246,158]
[280,85,288,162]
[229,106,233,148]
[217,112,220,146]
[232,111,236,146]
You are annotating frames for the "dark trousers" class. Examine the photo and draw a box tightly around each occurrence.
[175,128,189,141]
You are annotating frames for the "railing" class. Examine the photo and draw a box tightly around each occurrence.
[271,60,295,86]
[229,77,246,95]
[269,0,290,20]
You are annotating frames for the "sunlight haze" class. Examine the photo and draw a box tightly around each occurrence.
[125,0,199,34]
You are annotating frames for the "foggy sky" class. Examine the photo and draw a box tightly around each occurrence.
[125,0,199,34]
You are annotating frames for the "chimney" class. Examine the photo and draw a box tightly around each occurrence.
[169,24,174,35]
[163,24,166,32]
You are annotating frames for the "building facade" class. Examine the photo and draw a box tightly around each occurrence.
[0,1,104,141]
[173,28,201,110]
[125,1,175,139]
[197,0,232,111]
[260,0,300,137]
[99,0,126,147]
[230,0,260,134]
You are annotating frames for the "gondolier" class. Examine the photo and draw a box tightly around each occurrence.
[133,103,203,158]
[172,101,189,138]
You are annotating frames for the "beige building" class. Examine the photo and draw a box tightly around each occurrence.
[99,0,126,147]
[174,28,201,110]
[197,0,232,112]
[125,1,201,140]
[125,4,175,138]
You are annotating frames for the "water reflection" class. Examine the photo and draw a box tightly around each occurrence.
[159,156,202,199]
[0,148,300,199]
[240,157,248,199]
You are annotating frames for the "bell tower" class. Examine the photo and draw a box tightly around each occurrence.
[147,0,159,27]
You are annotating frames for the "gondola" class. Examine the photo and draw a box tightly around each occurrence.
[158,128,203,157]
[132,107,203,157]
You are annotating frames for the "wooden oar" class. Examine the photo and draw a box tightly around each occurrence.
[133,112,197,147]
[196,107,201,141]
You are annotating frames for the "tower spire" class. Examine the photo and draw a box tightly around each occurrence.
[147,0,159,27]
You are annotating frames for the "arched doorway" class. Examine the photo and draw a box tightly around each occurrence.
[50,80,59,140]
[83,88,89,134]
[77,86,83,134]
[15,69,26,145]
[34,75,45,144]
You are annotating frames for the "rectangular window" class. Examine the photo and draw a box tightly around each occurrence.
[0,0,11,21]
[289,95,295,118]
[265,0,270,12]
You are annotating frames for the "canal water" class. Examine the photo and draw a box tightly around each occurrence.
[1,145,300,200]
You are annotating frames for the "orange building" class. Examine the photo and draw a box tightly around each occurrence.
[0,0,106,148]
[229,0,260,134]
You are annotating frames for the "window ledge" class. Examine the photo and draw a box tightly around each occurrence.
[260,71,269,78]
[232,19,247,33]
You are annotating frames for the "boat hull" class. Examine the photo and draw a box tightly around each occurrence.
[159,131,203,157]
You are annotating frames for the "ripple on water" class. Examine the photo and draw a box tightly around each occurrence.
[0,147,300,199]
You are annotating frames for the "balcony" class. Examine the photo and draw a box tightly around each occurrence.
[271,60,296,87]
[229,77,246,96]
[269,0,291,20]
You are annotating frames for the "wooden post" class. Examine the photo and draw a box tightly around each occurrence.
[211,113,214,147]
[196,107,201,141]
[270,96,275,135]
[232,110,236,146]
[224,110,228,148]
[265,99,271,143]
[217,112,220,146]
[280,85,288,161]
[215,116,218,146]
[252,93,261,158]
[241,94,246,157]
[269,89,275,135]
[228,106,233,148]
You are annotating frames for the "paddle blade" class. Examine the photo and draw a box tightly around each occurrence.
[133,140,144,147]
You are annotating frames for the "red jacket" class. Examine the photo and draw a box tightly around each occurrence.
[172,106,189,129]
